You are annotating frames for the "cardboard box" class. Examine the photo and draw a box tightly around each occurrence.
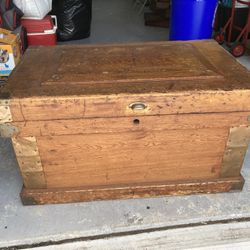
[0,28,21,76]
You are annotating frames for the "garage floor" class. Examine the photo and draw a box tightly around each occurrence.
[63,0,168,44]
[1,0,250,249]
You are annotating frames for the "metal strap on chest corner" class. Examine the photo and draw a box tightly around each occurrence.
[0,99,12,124]
[0,123,19,137]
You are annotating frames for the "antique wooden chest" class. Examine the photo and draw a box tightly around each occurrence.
[1,40,250,205]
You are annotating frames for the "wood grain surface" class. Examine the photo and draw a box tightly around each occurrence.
[2,40,250,98]
[21,176,244,205]
[10,112,250,137]
[34,128,227,188]
[8,91,250,121]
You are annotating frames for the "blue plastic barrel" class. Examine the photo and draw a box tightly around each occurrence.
[170,0,218,41]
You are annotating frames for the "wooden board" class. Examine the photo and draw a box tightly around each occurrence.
[35,128,227,188]
[21,177,244,205]
[8,91,250,121]
[10,112,250,137]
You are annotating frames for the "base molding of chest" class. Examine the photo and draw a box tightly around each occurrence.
[21,176,244,205]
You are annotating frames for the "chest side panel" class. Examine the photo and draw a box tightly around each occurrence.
[37,128,228,188]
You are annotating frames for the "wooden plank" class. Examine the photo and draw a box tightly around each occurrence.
[35,128,228,188]
[11,112,250,137]
[9,90,250,121]
[10,97,86,122]
[11,137,46,189]
[20,176,244,205]
[221,126,250,178]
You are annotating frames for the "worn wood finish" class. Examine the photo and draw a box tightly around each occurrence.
[10,112,250,137]
[3,41,250,98]
[36,128,226,188]
[8,91,250,121]
[1,40,250,204]
[21,177,244,205]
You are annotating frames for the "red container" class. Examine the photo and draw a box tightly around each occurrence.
[21,15,57,46]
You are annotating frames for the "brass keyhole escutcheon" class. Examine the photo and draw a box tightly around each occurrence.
[129,102,147,111]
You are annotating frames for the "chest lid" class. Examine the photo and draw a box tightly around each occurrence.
[4,40,250,97]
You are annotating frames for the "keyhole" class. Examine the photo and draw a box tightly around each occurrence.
[133,119,140,125]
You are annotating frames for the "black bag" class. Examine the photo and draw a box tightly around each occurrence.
[52,0,92,41]
[0,0,23,31]
[0,0,11,13]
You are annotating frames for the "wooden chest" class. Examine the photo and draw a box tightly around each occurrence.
[1,40,250,205]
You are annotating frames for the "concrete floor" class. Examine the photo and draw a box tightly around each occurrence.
[1,0,250,248]
[62,0,168,44]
